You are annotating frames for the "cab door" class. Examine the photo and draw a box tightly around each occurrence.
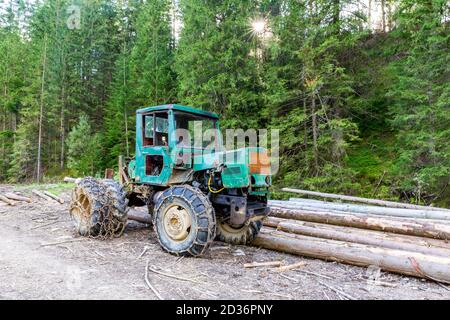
[136,111,172,185]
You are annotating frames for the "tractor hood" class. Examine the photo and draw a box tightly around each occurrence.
[192,147,271,189]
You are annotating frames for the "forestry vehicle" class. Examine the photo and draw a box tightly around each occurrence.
[69,104,272,256]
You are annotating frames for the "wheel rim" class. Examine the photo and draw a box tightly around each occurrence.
[162,205,192,241]
[71,188,92,220]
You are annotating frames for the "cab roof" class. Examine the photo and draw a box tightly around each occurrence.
[136,104,219,119]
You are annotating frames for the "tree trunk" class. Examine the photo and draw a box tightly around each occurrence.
[303,97,308,149]
[127,213,152,225]
[281,188,450,212]
[253,228,450,284]
[60,58,66,170]
[387,0,393,31]
[37,35,48,183]
[0,194,15,205]
[269,207,450,240]
[311,93,319,173]
[43,191,64,204]
[123,40,129,157]
[2,71,8,169]
[332,0,340,34]
[32,189,52,201]
[381,0,386,32]
[4,193,32,203]
[264,217,450,257]
[368,0,372,29]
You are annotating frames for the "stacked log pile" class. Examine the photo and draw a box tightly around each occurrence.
[0,190,64,205]
[0,192,32,205]
[254,188,450,284]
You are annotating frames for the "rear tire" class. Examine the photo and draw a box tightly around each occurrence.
[153,185,216,257]
[216,220,262,245]
[102,179,129,222]
[69,177,128,238]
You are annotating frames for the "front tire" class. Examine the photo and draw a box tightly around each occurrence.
[153,185,216,257]
[216,220,262,245]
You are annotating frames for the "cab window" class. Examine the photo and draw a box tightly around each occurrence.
[142,112,169,147]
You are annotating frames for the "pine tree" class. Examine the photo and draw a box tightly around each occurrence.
[176,0,262,129]
[386,0,449,203]
[103,0,175,168]
[66,114,102,176]
[263,0,361,192]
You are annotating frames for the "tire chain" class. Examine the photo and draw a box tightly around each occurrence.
[69,177,128,239]
[153,184,216,256]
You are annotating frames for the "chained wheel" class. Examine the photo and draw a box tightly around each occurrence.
[153,185,216,257]
[69,177,128,238]
[216,220,262,245]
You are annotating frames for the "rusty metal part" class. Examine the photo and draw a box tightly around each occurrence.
[162,205,192,241]
[69,177,127,239]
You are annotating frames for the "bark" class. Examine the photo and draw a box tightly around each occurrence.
[281,188,450,212]
[123,40,129,157]
[0,194,15,205]
[253,228,450,284]
[269,207,450,240]
[243,261,283,268]
[4,193,32,203]
[127,213,152,225]
[269,199,450,220]
[311,93,319,173]
[43,191,64,204]
[37,35,48,183]
[264,217,450,257]
[63,177,81,183]
[60,64,66,170]
[32,189,52,201]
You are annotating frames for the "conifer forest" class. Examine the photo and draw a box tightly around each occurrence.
[0,0,448,206]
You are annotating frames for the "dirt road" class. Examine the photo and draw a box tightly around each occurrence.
[0,185,449,300]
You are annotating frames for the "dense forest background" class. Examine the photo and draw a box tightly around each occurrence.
[0,0,448,206]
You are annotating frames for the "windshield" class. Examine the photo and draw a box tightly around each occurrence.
[174,111,219,149]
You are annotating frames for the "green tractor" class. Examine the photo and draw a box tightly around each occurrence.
[69,104,271,257]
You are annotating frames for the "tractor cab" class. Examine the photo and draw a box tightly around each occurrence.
[128,105,222,186]
[72,104,272,257]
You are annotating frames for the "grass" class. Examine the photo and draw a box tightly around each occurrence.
[346,132,397,199]
[13,182,75,196]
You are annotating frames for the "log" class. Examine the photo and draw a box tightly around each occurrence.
[32,189,52,201]
[289,197,450,218]
[43,191,64,204]
[269,200,450,221]
[281,188,450,212]
[127,213,152,225]
[104,168,114,179]
[273,261,307,272]
[288,198,450,220]
[269,207,450,240]
[63,177,81,183]
[118,155,129,185]
[4,192,32,203]
[253,228,450,284]
[270,202,450,226]
[0,194,15,206]
[264,217,450,257]
[244,261,283,268]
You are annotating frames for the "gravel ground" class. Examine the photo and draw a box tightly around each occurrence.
[0,184,449,300]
